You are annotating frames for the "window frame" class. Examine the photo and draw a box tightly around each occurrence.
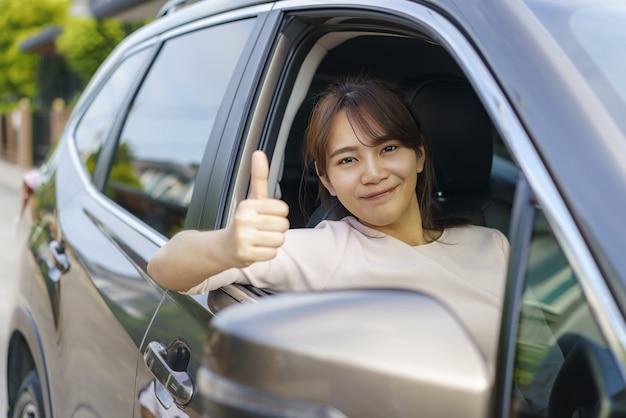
[67,40,158,188]
[99,16,262,238]
[194,7,284,231]
[69,6,272,246]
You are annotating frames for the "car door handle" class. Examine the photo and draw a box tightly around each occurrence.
[49,240,70,274]
[144,340,194,406]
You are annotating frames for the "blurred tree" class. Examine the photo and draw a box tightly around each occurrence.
[0,0,69,109]
[57,17,147,86]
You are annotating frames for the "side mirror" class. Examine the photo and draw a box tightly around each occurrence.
[197,290,490,418]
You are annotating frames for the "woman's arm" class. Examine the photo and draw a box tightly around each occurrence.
[147,151,290,292]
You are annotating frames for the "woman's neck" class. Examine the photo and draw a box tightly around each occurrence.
[359,210,436,246]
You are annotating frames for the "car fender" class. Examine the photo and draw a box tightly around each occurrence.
[7,303,54,418]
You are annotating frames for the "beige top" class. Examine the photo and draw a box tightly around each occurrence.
[188,216,510,372]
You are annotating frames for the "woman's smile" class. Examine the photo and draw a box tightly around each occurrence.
[361,185,398,201]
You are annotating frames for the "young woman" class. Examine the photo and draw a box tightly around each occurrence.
[148,77,509,372]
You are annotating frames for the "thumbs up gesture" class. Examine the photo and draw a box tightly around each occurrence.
[227,151,290,267]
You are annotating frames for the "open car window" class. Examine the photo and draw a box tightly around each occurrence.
[214,9,519,308]
[266,18,517,236]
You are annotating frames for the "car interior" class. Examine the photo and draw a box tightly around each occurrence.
[269,30,518,237]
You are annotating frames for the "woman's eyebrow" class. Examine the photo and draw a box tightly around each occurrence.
[328,146,358,160]
[328,136,395,160]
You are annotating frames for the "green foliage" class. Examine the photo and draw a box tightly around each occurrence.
[86,142,142,189]
[0,0,148,110]
[110,143,143,189]
[57,17,127,84]
[0,0,69,108]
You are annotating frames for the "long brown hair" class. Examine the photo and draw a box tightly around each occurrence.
[304,76,441,230]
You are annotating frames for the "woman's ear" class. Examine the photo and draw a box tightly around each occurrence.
[315,161,337,196]
[416,146,426,174]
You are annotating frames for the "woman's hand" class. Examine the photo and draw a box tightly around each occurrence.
[148,150,289,292]
[226,151,290,267]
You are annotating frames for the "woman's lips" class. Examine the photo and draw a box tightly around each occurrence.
[362,186,396,201]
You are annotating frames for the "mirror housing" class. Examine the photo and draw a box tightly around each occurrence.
[198,290,490,418]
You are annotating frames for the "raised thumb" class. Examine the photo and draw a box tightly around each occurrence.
[249,150,269,200]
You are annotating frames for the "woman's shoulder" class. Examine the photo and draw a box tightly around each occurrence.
[442,224,509,251]
[445,223,505,236]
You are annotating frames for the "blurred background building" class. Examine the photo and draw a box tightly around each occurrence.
[20,0,165,106]
[1,0,172,167]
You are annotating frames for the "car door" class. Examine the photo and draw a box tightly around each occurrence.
[158,2,510,416]
[132,5,280,417]
[142,1,519,416]
[496,176,626,417]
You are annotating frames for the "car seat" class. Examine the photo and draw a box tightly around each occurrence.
[402,74,512,234]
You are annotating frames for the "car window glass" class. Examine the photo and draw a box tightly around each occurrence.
[105,18,256,238]
[74,50,149,177]
[510,208,626,417]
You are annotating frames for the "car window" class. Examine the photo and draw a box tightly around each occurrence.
[510,208,626,417]
[74,50,149,177]
[104,18,256,238]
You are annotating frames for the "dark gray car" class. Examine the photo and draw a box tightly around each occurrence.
[7,0,626,417]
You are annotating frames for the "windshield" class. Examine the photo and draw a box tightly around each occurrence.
[527,0,626,137]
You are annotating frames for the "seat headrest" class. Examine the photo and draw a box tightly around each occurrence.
[403,75,493,197]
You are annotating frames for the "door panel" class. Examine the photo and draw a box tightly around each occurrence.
[32,143,163,416]
[128,12,263,416]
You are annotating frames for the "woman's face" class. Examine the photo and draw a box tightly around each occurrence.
[319,109,425,233]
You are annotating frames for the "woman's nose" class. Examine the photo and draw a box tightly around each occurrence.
[360,157,387,184]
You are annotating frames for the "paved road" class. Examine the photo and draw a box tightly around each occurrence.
[0,159,28,413]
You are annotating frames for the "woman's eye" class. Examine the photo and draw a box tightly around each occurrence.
[339,157,355,165]
[382,145,397,153]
